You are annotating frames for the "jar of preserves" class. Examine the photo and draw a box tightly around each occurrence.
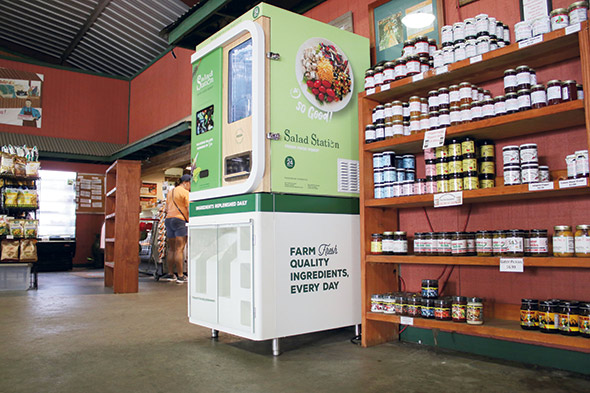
[422,232,434,255]
[575,224,590,256]
[504,69,517,91]
[448,84,460,105]
[438,109,451,128]
[475,13,489,36]
[403,38,416,56]
[529,229,549,256]
[374,184,384,199]
[496,21,505,41]
[371,294,384,312]
[415,35,429,55]
[521,163,539,184]
[393,295,405,315]
[466,232,477,255]
[371,233,383,254]
[479,173,495,188]
[553,225,574,257]
[409,116,420,134]
[503,23,511,44]
[492,230,506,256]
[559,301,580,336]
[374,66,384,86]
[550,8,569,31]
[532,16,551,36]
[433,50,444,68]
[516,65,531,90]
[414,178,426,195]
[409,96,421,116]
[482,99,495,119]
[428,90,439,111]
[394,58,407,80]
[438,87,450,109]
[381,231,394,255]
[461,137,476,154]
[531,84,547,109]
[476,35,490,55]
[563,79,577,102]
[575,149,589,177]
[449,105,462,126]
[413,232,423,255]
[539,300,559,333]
[478,140,495,158]
[446,139,461,157]
[530,68,537,85]
[505,93,519,114]
[464,171,479,190]
[406,55,421,75]
[460,104,472,123]
[452,231,468,255]
[579,302,590,338]
[435,157,449,176]
[428,111,439,130]
[365,69,375,91]
[517,89,532,111]
[547,80,563,104]
[448,157,462,175]
[569,1,589,24]
[365,125,376,144]
[503,164,521,185]
[502,145,520,165]
[539,165,550,182]
[467,297,484,325]
[393,231,408,255]
[577,83,584,99]
[402,296,411,316]
[477,87,484,102]
[375,123,385,141]
[434,299,452,320]
[441,25,453,45]
[452,296,467,322]
[421,279,439,298]
[428,38,437,56]
[494,95,507,116]
[407,296,422,317]
[459,82,473,104]
[462,153,477,172]
[421,298,435,319]
[419,114,430,133]
[449,173,463,191]
[420,97,428,114]
[425,176,437,194]
[521,299,540,330]
[476,230,493,256]
[437,232,452,255]
[505,229,525,256]
[520,143,538,164]
[383,61,395,84]
[454,40,467,62]
[384,122,394,139]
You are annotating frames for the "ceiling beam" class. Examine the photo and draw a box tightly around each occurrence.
[141,143,191,177]
[0,39,65,65]
[60,0,113,65]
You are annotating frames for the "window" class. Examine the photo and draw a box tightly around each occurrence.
[228,38,252,123]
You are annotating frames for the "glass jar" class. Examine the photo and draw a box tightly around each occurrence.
[423,232,435,255]
[559,301,580,336]
[462,153,477,173]
[492,230,505,256]
[371,294,384,313]
[532,16,551,36]
[438,87,450,109]
[439,109,451,128]
[505,93,519,114]
[467,297,484,325]
[493,96,506,116]
[505,229,525,256]
[521,162,539,184]
[579,302,590,338]
[520,143,538,164]
[428,38,437,56]
[577,83,584,100]
[407,296,422,317]
[503,164,521,186]
[575,149,589,178]
[448,157,462,175]
[478,158,495,176]
[449,84,460,106]
[476,231,493,256]
[381,231,394,255]
[517,89,532,111]
[393,295,405,315]
[452,231,468,255]
[415,178,426,195]
[481,99,495,119]
[575,224,590,256]
[553,225,574,257]
[478,140,495,158]
[531,84,547,109]
[479,173,495,188]
[425,176,437,194]
[413,232,423,255]
[383,61,395,84]
[461,137,475,155]
[529,229,549,256]
[364,69,375,90]
[504,69,517,91]
[569,1,589,24]
[394,58,407,80]
[421,298,435,319]
[550,8,569,31]
[452,296,467,322]
[365,125,376,144]
[370,233,383,254]
[450,105,462,126]
[428,90,439,111]
[406,55,421,76]
[466,232,476,255]
[436,157,449,176]
[539,165,550,182]
[374,66,384,87]
[381,294,394,314]
[449,173,463,191]
[515,20,532,42]
[502,145,520,165]
[516,65,531,90]
[540,300,560,333]
[547,80,563,105]
[563,79,577,102]
[521,299,540,330]
[437,232,452,255]
[463,171,479,190]
[421,279,439,298]
[460,104,472,123]
[503,23,511,45]
[459,82,473,104]
[393,231,408,255]
[403,39,416,56]
[434,299,452,321]
[415,35,429,56]
[470,100,482,121]
[409,96,421,116]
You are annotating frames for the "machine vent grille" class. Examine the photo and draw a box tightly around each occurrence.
[337,159,359,193]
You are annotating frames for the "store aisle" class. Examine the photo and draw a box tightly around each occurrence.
[0,271,587,393]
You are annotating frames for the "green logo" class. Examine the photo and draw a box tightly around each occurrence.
[285,156,295,169]
[252,6,260,18]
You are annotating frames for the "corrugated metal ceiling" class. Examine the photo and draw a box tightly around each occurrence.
[0,0,189,78]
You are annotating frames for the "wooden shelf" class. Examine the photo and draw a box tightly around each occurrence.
[361,22,587,104]
[105,213,115,220]
[106,187,116,198]
[364,100,585,154]
[366,312,590,353]
[366,180,590,209]
[367,255,590,268]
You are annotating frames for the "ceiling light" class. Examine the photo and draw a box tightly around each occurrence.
[401,12,436,29]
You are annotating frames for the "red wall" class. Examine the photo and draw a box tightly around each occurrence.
[128,48,192,143]
[305,0,590,305]
[0,58,129,144]
[41,160,109,266]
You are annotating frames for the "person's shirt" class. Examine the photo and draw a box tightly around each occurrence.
[166,185,189,221]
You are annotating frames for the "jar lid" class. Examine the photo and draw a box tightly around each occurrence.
[530,229,548,233]
[439,109,450,114]
[503,145,519,150]
[494,95,505,102]
[415,35,428,41]
[465,17,475,22]
[383,231,394,235]
[422,279,438,285]
[520,143,537,149]
[453,21,465,27]
[521,298,539,304]
[479,173,495,179]
[438,87,449,93]
[384,61,395,68]
[505,92,518,98]
[374,66,384,72]
[478,139,495,146]
[504,69,516,74]
[428,90,439,95]
[515,65,530,72]
[409,296,423,304]
[417,178,426,183]
[469,297,483,303]
[521,163,539,168]
[464,171,478,176]
[476,230,491,235]
[428,38,437,44]
[576,225,590,230]
[365,124,375,129]
[426,175,436,181]
[449,84,459,89]
[554,225,572,230]
[392,100,403,105]
[402,154,415,158]
[460,104,472,109]
[550,8,568,16]
[476,13,489,18]
[371,233,382,237]
[394,231,407,235]
[517,89,531,94]
[452,296,467,302]
[561,300,580,307]
[503,164,520,169]
[547,79,561,85]
[569,1,589,11]
[365,69,375,76]
[409,95,421,100]
[531,84,545,90]
[563,80,577,84]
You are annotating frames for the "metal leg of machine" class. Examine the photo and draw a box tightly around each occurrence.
[211,329,219,339]
[272,338,280,356]
[355,324,361,337]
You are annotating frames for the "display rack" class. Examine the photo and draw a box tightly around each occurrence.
[104,160,141,293]
[359,22,590,351]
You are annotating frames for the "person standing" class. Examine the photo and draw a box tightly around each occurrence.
[162,174,191,283]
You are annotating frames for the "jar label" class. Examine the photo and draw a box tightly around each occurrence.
[520,309,538,327]
[482,104,494,117]
[553,236,574,253]
[428,96,439,107]
[384,125,394,138]
[435,307,451,319]
[370,241,382,253]
[393,124,404,136]
[570,9,588,24]
[460,87,472,99]
[467,305,483,322]
[439,239,452,252]
[395,64,407,78]
[522,167,539,183]
[449,90,460,103]
[442,29,453,43]
[464,176,479,190]
[480,145,495,157]
[575,156,589,175]
[562,86,570,100]
[383,68,394,81]
[463,158,477,172]
[518,94,531,109]
[531,90,547,105]
[495,101,507,114]
[365,76,375,89]
[407,60,420,73]
[450,110,462,123]
[392,240,408,253]
[580,315,590,334]
[529,237,548,253]
[415,42,429,54]
[547,85,561,100]
[476,237,493,252]
[374,72,383,85]
[516,72,530,86]
[462,141,475,154]
[506,236,524,252]
[575,235,590,254]
[504,75,517,88]
[559,313,579,332]
[503,150,520,164]
[461,109,472,122]
[551,15,569,30]
[506,97,519,111]
[520,148,538,163]
[376,126,385,139]
[382,239,394,253]
[452,239,467,253]
[452,304,466,320]
[365,130,376,142]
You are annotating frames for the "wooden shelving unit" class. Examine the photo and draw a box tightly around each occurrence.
[104,160,141,293]
[358,23,590,351]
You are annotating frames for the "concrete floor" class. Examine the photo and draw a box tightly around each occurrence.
[0,270,588,393]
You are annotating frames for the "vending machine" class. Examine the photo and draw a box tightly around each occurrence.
[187,3,369,354]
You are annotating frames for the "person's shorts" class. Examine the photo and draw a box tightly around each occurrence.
[165,217,187,238]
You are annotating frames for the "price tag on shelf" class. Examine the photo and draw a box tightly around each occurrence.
[500,258,524,273]
[422,128,446,149]
[469,55,483,64]
[559,178,588,188]
[41,236,50,242]
[6,235,13,240]
[435,65,449,75]
[380,84,390,91]
[366,88,376,95]
[518,35,543,49]
[412,73,424,82]
[400,316,414,325]
[566,23,581,35]
[434,191,463,208]
[528,182,554,191]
